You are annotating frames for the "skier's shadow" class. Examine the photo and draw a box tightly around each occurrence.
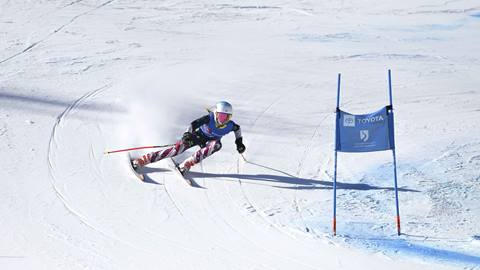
[188,160,419,192]
[140,167,170,185]
[140,167,204,188]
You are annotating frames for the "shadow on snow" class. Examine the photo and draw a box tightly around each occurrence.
[352,236,480,266]
[188,159,419,192]
[0,89,126,118]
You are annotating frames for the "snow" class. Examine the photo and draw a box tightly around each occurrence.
[1,0,479,269]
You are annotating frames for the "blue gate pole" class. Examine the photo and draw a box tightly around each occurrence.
[333,73,341,236]
[392,150,401,235]
[388,69,401,236]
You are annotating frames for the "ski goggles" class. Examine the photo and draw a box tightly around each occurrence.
[216,112,232,125]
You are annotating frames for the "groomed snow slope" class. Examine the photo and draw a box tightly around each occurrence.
[0,0,479,269]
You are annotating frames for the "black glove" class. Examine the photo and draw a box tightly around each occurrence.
[235,138,246,154]
[182,132,195,147]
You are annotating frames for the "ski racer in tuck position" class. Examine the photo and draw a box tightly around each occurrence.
[131,101,246,173]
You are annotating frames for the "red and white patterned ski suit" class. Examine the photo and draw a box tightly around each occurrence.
[135,139,222,170]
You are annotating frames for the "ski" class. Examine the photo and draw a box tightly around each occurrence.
[170,158,193,186]
[127,153,144,181]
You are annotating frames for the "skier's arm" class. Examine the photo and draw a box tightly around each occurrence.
[232,123,242,139]
[182,115,210,146]
[232,123,245,153]
[186,115,210,133]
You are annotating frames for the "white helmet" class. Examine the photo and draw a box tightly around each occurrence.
[214,101,233,126]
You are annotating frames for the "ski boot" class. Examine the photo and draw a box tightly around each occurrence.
[179,159,195,174]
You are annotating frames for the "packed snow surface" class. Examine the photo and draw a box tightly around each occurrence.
[1,0,479,269]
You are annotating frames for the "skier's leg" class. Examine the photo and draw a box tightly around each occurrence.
[180,140,222,171]
[133,140,190,168]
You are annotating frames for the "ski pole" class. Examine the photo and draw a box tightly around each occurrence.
[240,153,247,162]
[104,144,174,155]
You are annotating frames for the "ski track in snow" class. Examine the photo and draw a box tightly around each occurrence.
[0,0,116,65]
[237,99,314,239]
[200,159,320,270]
[158,174,220,256]
[292,106,332,238]
[197,163,280,269]
[46,84,154,253]
[162,166,277,269]
[240,83,318,238]
[47,85,109,224]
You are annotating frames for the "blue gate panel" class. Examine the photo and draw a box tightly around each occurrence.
[335,106,395,152]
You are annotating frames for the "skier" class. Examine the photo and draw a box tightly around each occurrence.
[131,101,246,173]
